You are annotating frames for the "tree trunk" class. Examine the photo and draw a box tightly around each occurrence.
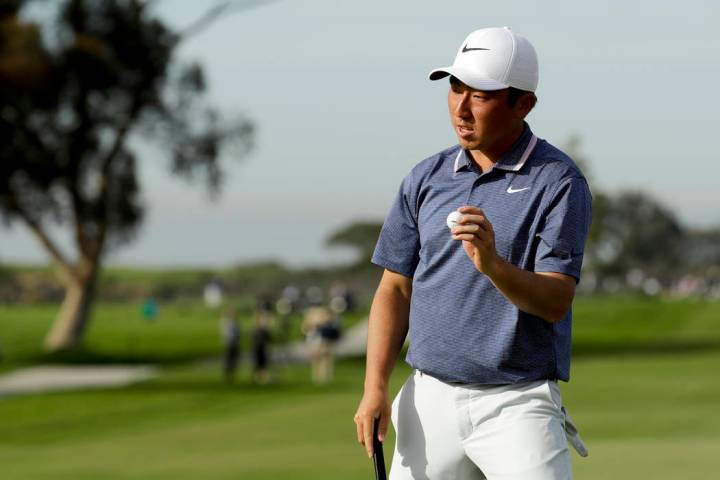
[43,265,99,352]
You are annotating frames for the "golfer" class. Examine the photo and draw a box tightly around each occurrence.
[354,27,592,479]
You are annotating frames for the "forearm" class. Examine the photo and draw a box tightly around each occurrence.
[364,283,411,392]
[355,273,411,452]
[485,255,574,323]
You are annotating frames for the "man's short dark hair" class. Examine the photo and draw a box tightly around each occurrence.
[449,76,533,107]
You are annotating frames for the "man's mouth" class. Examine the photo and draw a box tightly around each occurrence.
[456,125,474,137]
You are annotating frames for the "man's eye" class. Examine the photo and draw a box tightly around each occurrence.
[473,95,488,101]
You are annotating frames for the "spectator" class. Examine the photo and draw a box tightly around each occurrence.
[252,307,273,384]
[219,307,241,383]
[302,306,341,384]
[203,279,224,308]
[141,297,158,322]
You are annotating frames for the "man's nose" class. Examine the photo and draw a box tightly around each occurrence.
[454,93,472,118]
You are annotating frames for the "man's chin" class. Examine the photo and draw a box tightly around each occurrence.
[457,138,479,150]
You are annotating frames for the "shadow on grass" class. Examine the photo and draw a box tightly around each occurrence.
[129,377,350,396]
[29,348,217,366]
[19,340,720,371]
[27,346,372,368]
[123,362,364,396]
[573,339,720,358]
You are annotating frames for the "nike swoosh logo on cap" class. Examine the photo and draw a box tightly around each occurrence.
[462,44,490,53]
[507,186,531,194]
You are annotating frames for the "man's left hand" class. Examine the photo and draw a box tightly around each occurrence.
[451,205,501,274]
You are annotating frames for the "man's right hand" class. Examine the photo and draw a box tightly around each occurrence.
[354,387,391,458]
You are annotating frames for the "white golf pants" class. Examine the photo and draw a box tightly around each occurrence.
[389,370,573,480]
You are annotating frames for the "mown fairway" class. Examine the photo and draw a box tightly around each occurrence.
[1,296,719,479]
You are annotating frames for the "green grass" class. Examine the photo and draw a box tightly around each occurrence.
[1,352,719,479]
[0,359,408,480]
[568,350,720,479]
[1,295,720,479]
[0,302,239,370]
[0,302,367,371]
[573,295,720,350]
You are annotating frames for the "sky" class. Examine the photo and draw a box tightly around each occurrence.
[2,0,719,268]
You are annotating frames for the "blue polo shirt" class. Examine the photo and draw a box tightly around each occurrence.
[372,123,592,384]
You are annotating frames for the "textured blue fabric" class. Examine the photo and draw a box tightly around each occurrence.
[372,124,592,384]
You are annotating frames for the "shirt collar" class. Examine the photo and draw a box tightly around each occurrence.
[452,122,537,174]
[453,148,472,173]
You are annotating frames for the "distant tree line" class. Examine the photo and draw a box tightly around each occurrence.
[328,136,720,297]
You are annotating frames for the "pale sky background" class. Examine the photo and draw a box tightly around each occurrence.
[2,0,719,268]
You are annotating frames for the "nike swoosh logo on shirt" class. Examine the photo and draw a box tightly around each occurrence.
[507,186,531,193]
[462,44,489,53]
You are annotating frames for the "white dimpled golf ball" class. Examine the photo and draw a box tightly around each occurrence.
[446,211,462,230]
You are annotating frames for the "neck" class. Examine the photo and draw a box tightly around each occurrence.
[469,122,525,172]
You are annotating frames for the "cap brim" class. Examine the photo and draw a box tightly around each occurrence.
[428,66,508,91]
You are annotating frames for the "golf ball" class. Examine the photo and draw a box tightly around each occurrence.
[446,211,462,230]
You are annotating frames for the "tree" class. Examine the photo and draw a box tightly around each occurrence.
[584,191,685,283]
[563,132,594,188]
[326,221,383,268]
[680,228,720,274]
[0,0,253,351]
[560,135,688,291]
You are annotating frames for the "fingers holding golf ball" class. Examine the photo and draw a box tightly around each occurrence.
[446,210,462,229]
[446,206,493,238]
[447,206,499,273]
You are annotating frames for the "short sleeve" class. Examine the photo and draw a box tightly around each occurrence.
[371,174,421,278]
[534,176,593,283]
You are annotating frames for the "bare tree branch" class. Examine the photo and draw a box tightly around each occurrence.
[88,119,135,263]
[101,120,134,177]
[11,197,77,284]
[68,185,89,257]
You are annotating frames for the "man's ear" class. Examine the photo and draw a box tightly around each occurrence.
[517,93,537,118]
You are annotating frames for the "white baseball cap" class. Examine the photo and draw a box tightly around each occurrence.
[429,26,538,92]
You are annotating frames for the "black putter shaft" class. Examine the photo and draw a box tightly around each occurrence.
[372,417,387,480]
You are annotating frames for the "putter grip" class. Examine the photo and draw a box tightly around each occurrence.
[372,417,387,480]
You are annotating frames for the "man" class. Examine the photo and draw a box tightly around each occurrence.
[354,27,592,479]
